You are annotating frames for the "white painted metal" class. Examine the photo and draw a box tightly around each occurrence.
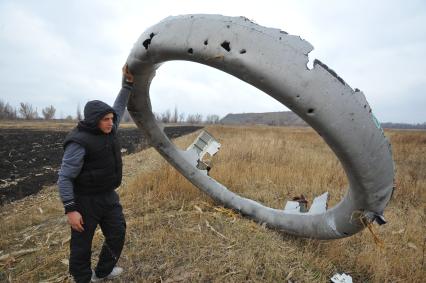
[308,192,329,214]
[284,201,303,213]
[185,130,221,174]
[126,14,394,239]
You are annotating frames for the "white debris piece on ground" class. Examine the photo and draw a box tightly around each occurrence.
[284,201,303,213]
[331,273,353,283]
[284,192,329,214]
[185,130,221,173]
[309,192,329,213]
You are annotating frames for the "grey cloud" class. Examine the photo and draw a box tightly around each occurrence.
[0,0,424,123]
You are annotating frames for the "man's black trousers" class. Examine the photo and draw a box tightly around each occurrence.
[69,191,126,283]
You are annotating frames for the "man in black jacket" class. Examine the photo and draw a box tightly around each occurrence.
[57,65,133,283]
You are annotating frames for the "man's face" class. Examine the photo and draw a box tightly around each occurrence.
[98,113,114,134]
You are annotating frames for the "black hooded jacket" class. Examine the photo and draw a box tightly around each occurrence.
[63,100,123,195]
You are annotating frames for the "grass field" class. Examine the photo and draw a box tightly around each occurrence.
[0,125,424,282]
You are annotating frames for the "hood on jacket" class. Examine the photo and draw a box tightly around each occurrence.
[77,100,117,134]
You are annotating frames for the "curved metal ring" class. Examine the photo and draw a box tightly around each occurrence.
[126,14,394,239]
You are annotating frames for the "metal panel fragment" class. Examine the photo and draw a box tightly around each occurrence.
[284,201,304,213]
[309,192,329,214]
[185,130,220,173]
[126,14,394,239]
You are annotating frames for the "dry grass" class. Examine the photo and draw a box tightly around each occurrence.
[0,125,425,282]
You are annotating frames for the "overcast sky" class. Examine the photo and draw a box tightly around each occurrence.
[0,0,425,123]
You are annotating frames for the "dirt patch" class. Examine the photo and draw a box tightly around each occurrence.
[0,126,201,205]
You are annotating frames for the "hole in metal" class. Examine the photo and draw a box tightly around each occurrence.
[142,39,151,50]
[142,33,156,50]
[221,41,231,52]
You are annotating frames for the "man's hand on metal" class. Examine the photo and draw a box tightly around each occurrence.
[67,211,85,232]
[122,64,134,83]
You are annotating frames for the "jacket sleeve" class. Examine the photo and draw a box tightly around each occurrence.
[57,142,85,213]
[113,78,133,129]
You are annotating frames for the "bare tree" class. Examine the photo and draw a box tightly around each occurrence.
[19,102,38,120]
[186,113,203,124]
[154,112,162,122]
[42,105,56,120]
[0,100,17,120]
[161,109,171,123]
[76,104,82,121]
[186,114,195,124]
[205,114,220,124]
[194,113,203,124]
[65,115,73,121]
[171,106,178,123]
[178,112,185,123]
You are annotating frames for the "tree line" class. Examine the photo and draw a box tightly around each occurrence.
[0,100,57,120]
[0,100,221,124]
[123,106,221,124]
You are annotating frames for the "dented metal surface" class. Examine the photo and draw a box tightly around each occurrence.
[126,14,394,239]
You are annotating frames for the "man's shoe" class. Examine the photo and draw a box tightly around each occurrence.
[91,267,124,282]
